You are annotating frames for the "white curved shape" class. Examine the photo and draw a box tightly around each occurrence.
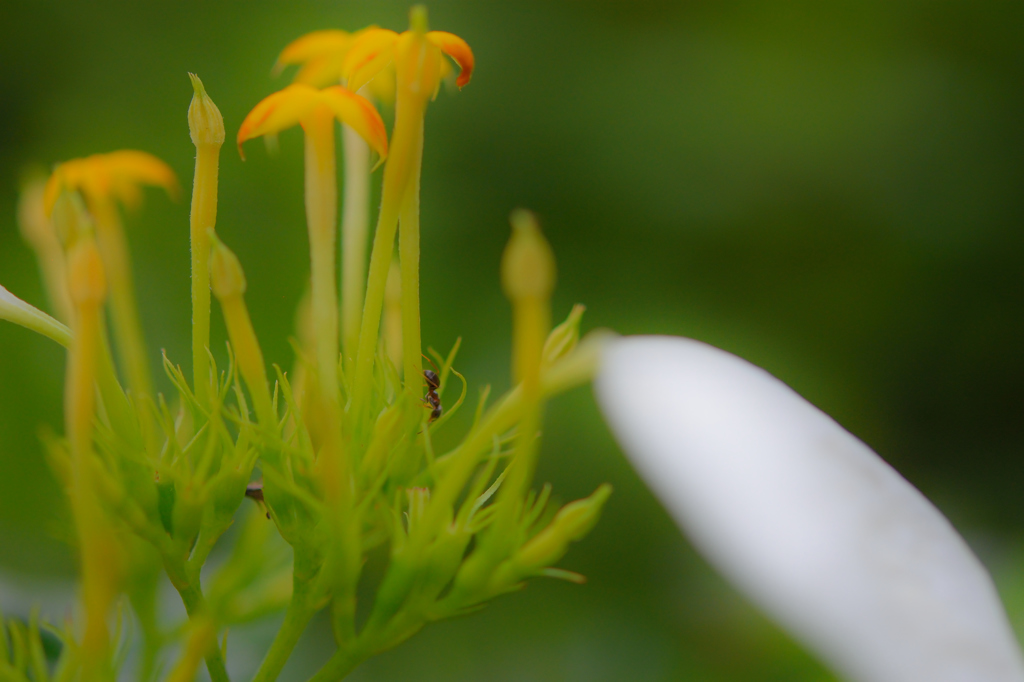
[595,335,1024,682]
[0,284,71,348]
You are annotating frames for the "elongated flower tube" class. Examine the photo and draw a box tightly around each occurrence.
[343,6,474,429]
[238,83,387,409]
[596,336,1024,682]
[65,236,120,682]
[274,27,395,374]
[44,151,177,421]
[187,73,225,407]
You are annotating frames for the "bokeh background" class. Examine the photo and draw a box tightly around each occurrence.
[2,1,1024,680]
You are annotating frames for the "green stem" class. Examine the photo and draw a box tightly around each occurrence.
[169,570,230,682]
[398,118,424,391]
[190,144,220,407]
[251,590,316,682]
[351,93,425,433]
[306,648,363,682]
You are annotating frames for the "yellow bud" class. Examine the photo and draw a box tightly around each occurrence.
[501,209,556,301]
[514,484,612,570]
[209,233,247,298]
[543,304,585,368]
[188,73,225,147]
[67,239,107,306]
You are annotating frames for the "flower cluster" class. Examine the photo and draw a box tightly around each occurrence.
[0,7,609,681]
[5,5,1024,682]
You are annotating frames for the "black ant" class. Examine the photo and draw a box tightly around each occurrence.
[423,355,442,423]
[245,480,270,519]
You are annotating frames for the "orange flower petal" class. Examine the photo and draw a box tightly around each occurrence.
[102,150,179,201]
[318,86,389,160]
[292,55,346,88]
[44,152,177,213]
[274,29,351,74]
[342,28,399,93]
[237,84,321,159]
[427,31,474,88]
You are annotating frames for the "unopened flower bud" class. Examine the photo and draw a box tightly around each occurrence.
[514,483,612,571]
[67,239,107,306]
[543,304,585,368]
[188,74,225,147]
[502,209,556,302]
[209,233,247,299]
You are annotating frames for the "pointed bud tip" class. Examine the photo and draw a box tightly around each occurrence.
[188,73,226,147]
[188,72,206,97]
[502,209,556,301]
[209,234,247,298]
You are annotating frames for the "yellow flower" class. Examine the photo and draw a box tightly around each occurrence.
[272,29,354,87]
[236,83,388,160]
[342,21,473,99]
[275,28,402,101]
[42,150,177,438]
[348,7,475,421]
[43,150,178,215]
[238,82,387,410]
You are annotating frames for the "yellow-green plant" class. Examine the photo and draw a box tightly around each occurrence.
[0,7,611,681]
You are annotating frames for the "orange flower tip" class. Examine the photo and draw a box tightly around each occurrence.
[274,30,352,78]
[409,5,430,34]
[67,239,107,306]
[208,231,247,298]
[427,31,474,89]
[188,73,226,147]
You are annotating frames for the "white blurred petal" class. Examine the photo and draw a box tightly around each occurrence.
[0,283,71,348]
[595,335,1024,682]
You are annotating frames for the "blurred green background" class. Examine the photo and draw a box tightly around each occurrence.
[2,1,1024,680]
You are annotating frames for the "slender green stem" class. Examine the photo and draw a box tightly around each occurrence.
[352,93,424,432]
[190,144,220,406]
[340,122,370,374]
[398,118,424,390]
[168,567,230,682]
[306,647,363,682]
[251,590,316,682]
